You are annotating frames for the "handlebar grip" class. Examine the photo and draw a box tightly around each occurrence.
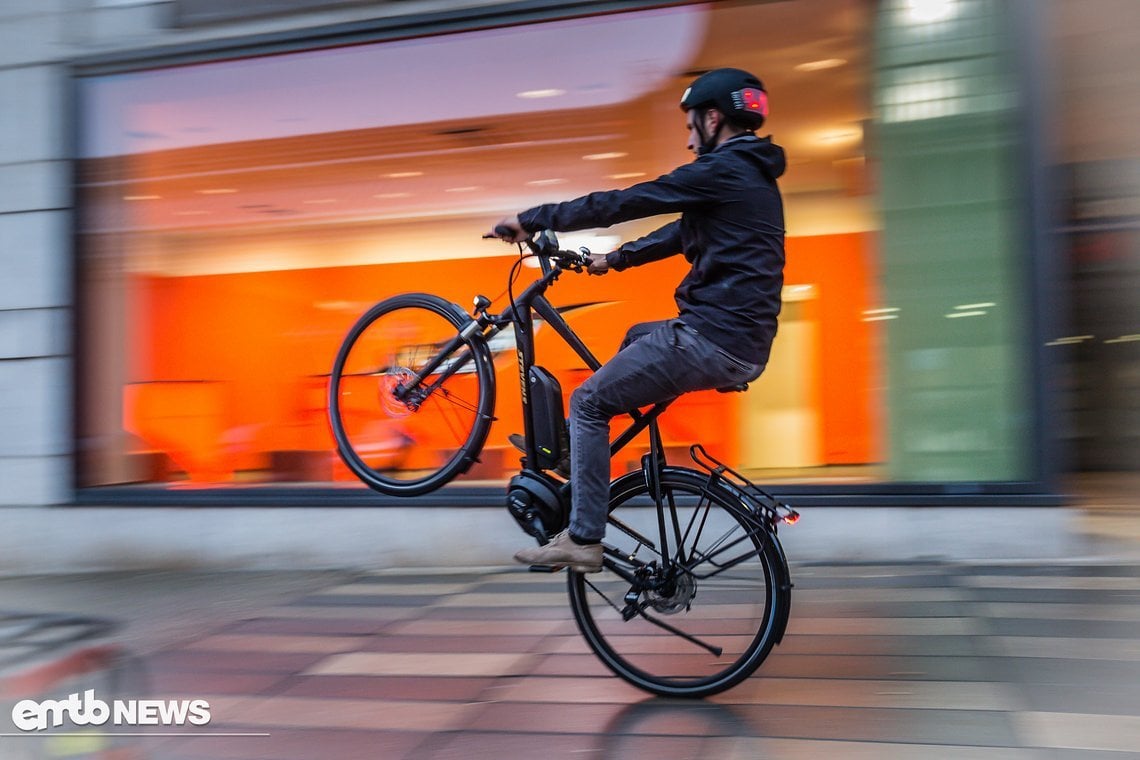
[483,224,520,240]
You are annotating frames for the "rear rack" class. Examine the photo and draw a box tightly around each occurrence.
[689,444,800,527]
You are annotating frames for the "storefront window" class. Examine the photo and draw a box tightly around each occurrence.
[76,0,1034,493]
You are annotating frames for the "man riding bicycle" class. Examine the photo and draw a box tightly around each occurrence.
[490,67,786,572]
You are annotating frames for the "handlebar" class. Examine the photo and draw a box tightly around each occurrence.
[483,227,593,272]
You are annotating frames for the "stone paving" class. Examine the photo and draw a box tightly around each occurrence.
[3,561,1139,759]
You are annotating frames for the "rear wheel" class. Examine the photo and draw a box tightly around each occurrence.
[568,467,784,697]
[328,293,495,495]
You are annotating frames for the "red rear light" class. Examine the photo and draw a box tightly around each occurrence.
[738,88,769,117]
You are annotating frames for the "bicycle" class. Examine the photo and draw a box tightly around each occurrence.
[328,230,799,698]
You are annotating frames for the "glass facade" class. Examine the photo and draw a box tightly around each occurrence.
[75,0,1046,494]
[874,0,1033,482]
[1047,0,1140,474]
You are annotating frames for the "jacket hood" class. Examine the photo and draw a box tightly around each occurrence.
[719,134,786,180]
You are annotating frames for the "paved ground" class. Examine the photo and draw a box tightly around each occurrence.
[1,559,1139,760]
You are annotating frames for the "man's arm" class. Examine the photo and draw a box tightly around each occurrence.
[490,158,717,250]
[516,160,721,234]
[605,220,682,271]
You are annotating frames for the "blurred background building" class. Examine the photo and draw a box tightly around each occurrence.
[0,0,1136,565]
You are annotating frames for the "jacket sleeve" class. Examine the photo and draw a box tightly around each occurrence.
[606,220,682,271]
[517,159,723,233]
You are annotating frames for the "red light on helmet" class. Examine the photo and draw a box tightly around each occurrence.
[733,87,769,118]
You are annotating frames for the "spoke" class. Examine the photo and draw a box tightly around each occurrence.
[435,384,481,414]
[584,569,724,657]
[423,373,484,448]
[687,528,765,581]
[426,393,467,448]
[583,575,627,615]
[608,515,659,555]
[679,492,714,564]
[703,522,752,561]
[667,494,755,583]
[631,606,724,657]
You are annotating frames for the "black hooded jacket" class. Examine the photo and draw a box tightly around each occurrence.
[517,134,786,365]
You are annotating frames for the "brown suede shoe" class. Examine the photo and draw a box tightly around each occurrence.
[514,530,603,573]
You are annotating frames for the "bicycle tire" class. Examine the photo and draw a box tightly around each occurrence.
[328,293,495,496]
[567,466,786,698]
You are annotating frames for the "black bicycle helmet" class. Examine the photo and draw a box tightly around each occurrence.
[680,67,768,130]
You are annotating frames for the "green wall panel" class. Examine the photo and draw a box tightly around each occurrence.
[874,0,1032,481]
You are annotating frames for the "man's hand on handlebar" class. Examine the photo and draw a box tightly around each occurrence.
[484,221,612,275]
[488,216,532,244]
[586,252,611,276]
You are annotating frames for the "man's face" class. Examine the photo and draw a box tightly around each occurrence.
[685,109,717,155]
[685,109,704,155]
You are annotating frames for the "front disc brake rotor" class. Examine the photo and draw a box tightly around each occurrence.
[379,367,421,416]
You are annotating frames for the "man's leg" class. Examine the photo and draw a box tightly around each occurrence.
[567,320,761,542]
[515,320,759,570]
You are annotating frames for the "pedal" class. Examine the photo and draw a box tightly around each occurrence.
[527,564,563,573]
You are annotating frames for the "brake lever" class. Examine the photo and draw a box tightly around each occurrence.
[570,246,594,272]
[552,248,589,273]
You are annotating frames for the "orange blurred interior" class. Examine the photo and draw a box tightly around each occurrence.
[121,231,880,484]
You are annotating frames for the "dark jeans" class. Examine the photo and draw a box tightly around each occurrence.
[567,319,764,541]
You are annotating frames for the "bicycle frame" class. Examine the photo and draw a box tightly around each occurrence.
[483,260,673,472]
[464,254,714,580]
[390,248,791,574]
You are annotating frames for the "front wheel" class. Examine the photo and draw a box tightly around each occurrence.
[568,467,788,698]
[328,293,495,496]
